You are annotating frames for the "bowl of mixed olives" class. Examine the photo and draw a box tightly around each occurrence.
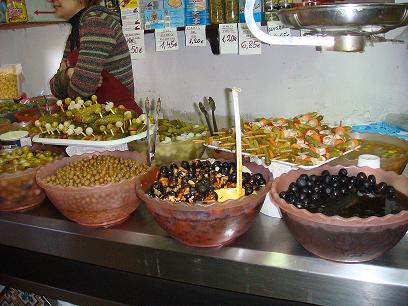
[135,159,273,247]
[271,165,408,263]
[36,151,149,227]
[0,145,64,212]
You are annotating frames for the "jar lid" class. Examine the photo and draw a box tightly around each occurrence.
[0,130,29,141]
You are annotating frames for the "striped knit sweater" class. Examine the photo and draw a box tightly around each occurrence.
[50,6,134,99]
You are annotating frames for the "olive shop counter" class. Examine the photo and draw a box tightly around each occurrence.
[0,201,407,306]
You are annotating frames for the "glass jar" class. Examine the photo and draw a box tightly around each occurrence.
[210,0,225,24]
[225,0,238,23]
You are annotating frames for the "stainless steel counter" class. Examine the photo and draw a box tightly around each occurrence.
[0,201,407,306]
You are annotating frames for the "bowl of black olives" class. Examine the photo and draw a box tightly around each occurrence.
[271,165,408,263]
[135,159,273,248]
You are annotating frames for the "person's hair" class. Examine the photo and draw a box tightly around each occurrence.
[83,0,101,7]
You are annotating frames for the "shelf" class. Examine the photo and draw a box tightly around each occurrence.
[0,21,65,30]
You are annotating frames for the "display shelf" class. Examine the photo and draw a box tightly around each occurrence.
[0,21,65,30]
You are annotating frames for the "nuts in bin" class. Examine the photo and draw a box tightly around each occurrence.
[0,66,19,99]
[45,155,149,187]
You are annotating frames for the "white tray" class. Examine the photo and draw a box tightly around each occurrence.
[204,143,357,170]
[32,127,152,147]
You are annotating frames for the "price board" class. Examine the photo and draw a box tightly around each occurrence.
[155,28,179,51]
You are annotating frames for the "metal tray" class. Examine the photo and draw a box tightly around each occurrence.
[277,3,408,35]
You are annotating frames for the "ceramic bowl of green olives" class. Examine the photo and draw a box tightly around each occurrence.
[36,152,149,228]
[0,145,65,212]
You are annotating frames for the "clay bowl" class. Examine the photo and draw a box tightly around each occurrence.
[0,145,65,212]
[36,151,148,228]
[135,160,273,247]
[328,133,408,174]
[271,165,408,263]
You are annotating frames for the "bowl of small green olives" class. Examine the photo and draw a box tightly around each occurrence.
[0,145,64,212]
[135,159,273,247]
[271,165,408,263]
[36,151,149,228]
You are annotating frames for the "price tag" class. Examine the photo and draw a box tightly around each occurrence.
[185,25,206,47]
[219,24,238,54]
[267,21,291,37]
[123,28,145,59]
[238,23,261,55]
[155,28,179,52]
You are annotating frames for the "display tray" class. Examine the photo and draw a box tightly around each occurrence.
[205,143,357,170]
[32,127,153,147]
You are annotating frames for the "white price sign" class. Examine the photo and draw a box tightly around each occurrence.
[123,28,145,60]
[155,28,179,52]
[219,24,238,54]
[238,23,262,55]
[185,25,206,47]
[267,21,291,37]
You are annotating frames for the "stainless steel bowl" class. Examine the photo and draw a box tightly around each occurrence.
[277,3,408,35]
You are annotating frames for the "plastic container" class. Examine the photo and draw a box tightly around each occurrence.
[0,145,65,212]
[36,151,148,228]
[135,159,273,247]
[0,130,30,152]
[271,165,408,263]
[0,65,23,99]
[128,137,206,165]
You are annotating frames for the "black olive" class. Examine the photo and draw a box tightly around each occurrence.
[348,176,357,185]
[169,176,178,187]
[357,172,367,181]
[167,190,177,197]
[301,187,312,195]
[340,187,347,195]
[221,167,229,176]
[332,188,340,197]
[289,183,299,192]
[169,163,178,172]
[296,177,307,188]
[324,187,332,195]
[323,174,332,185]
[254,173,263,181]
[338,168,348,177]
[181,160,190,170]
[302,197,311,206]
[386,186,396,194]
[367,174,376,186]
[321,170,330,177]
[294,201,303,209]
[248,176,257,186]
[228,172,237,183]
[242,172,250,184]
[257,177,266,186]
[331,181,339,189]
[299,192,308,200]
[377,182,388,193]
[339,176,348,185]
[347,183,354,191]
[245,185,254,196]
[196,181,209,194]
[184,193,193,201]
[279,191,287,199]
[309,174,318,182]
[311,193,320,202]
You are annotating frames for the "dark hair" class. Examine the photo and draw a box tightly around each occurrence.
[84,0,101,7]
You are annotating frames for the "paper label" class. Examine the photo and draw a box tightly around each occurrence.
[219,24,239,54]
[238,23,261,55]
[267,20,291,37]
[185,25,206,47]
[155,28,179,51]
[123,28,145,59]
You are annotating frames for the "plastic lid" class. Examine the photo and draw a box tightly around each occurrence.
[0,130,29,141]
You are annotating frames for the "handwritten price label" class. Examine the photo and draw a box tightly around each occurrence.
[123,28,145,59]
[267,21,291,37]
[185,25,206,47]
[155,28,179,52]
[238,23,261,55]
[219,24,238,54]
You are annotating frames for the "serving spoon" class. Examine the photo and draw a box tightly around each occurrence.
[199,101,214,135]
[208,97,218,132]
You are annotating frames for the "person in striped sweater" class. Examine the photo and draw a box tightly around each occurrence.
[50,0,142,114]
